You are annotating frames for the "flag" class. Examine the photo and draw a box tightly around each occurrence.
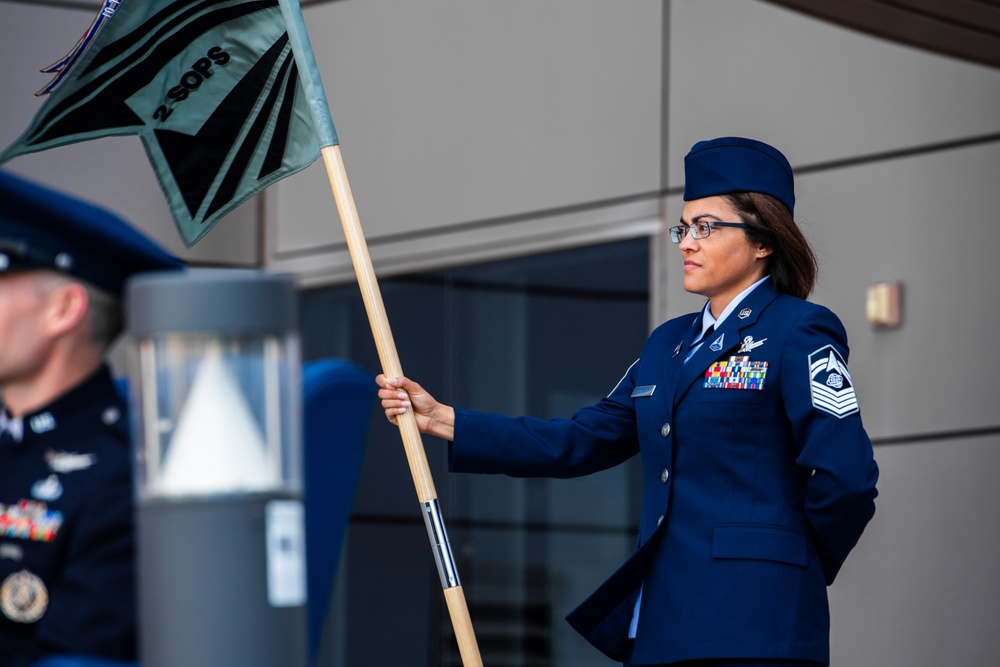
[0,0,338,246]
[36,0,120,96]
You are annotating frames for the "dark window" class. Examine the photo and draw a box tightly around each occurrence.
[302,237,649,666]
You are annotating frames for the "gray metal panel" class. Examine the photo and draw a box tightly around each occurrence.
[829,434,1000,666]
[127,269,298,336]
[138,495,307,667]
[267,0,664,282]
[800,142,1000,440]
[666,0,1000,189]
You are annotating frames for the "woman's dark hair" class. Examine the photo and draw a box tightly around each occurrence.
[724,192,817,299]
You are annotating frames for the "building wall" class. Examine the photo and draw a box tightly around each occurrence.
[265,0,665,285]
[2,0,999,664]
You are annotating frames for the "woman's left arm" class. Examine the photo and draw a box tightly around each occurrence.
[780,305,880,585]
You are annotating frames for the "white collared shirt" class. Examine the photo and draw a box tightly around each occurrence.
[0,410,24,443]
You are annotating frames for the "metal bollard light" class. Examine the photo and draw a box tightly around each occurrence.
[126,269,306,667]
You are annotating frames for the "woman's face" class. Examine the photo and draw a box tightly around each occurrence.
[678,196,771,314]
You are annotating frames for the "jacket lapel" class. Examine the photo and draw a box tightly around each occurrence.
[659,313,703,411]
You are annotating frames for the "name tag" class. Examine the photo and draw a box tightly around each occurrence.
[631,385,656,398]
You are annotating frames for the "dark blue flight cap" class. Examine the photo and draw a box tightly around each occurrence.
[0,170,183,295]
[683,137,795,214]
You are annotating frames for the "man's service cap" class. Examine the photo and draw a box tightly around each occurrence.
[0,170,183,295]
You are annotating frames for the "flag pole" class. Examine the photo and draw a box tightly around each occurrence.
[322,144,484,667]
[276,1,483,663]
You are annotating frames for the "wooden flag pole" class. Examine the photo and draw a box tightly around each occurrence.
[321,145,484,667]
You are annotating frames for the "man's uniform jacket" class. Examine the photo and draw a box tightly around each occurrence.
[0,366,136,667]
[450,279,879,665]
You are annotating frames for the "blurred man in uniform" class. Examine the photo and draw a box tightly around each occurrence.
[0,170,182,667]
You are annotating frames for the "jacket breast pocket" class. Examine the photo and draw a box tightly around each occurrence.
[712,524,808,567]
[698,385,768,405]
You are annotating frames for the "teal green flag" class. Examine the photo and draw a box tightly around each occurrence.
[0,0,338,246]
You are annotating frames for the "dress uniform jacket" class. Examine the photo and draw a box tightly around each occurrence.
[0,366,136,667]
[449,279,879,665]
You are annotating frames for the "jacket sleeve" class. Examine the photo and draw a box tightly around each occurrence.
[449,361,641,479]
[780,305,879,585]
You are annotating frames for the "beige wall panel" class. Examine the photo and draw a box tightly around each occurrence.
[666,0,1000,188]
[0,1,262,265]
[266,0,664,284]
[800,142,1000,440]
[829,434,1000,666]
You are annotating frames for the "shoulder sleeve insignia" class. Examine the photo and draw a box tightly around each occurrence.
[31,474,64,502]
[808,345,859,418]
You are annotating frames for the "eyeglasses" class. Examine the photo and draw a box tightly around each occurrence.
[668,221,748,244]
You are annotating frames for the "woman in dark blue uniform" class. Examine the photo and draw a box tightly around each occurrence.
[0,171,182,667]
[377,137,879,667]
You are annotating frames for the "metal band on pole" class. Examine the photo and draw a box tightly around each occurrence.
[423,499,460,589]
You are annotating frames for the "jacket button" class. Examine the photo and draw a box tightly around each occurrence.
[660,469,669,484]
[660,423,671,438]
[657,515,664,526]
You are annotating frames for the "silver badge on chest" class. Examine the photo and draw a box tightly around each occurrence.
[31,475,63,502]
[738,336,767,353]
[46,450,98,474]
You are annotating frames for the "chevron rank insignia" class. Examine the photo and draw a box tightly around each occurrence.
[808,346,859,418]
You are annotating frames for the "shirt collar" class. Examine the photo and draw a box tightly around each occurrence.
[0,410,24,443]
[697,275,771,337]
[2,365,119,443]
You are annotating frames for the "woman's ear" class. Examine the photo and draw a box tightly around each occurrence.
[757,246,773,258]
